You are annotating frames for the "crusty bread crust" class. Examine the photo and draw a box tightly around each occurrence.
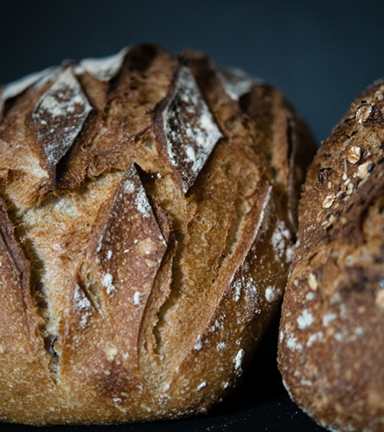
[0,44,315,425]
[278,79,384,431]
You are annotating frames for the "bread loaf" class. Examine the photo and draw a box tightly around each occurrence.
[0,44,315,425]
[278,79,384,431]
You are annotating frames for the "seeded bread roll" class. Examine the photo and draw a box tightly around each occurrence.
[278,79,384,432]
[0,44,315,425]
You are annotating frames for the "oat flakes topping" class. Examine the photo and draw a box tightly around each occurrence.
[357,161,371,179]
[322,195,335,209]
[355,104,372,124]
[347,146,361,164]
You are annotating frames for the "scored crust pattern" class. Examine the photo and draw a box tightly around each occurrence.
[0,44,315,425]
[152,64,223,193]
[32,68,93,183]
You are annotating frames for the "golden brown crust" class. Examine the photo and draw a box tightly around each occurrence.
[0,44,315,425]
[278,80,384,432]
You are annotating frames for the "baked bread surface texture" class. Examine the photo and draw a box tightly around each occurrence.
[0,44,315,425]
[278,79,384,432]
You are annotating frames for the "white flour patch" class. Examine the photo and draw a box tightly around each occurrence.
[162,65,222,192]
[306,331,323,347]
[287,335,303,352]
[285,244,295,262]
[194,341,203,351]
[123,179,135,193]
[215,65,262,100]
[185,145,196,164]
[323,312,337,326]
[77,46,130,82]
[197,382,206,391]
[234,349,245,370]
[194,335,202,351]
[102,273,115,295]
[133,292,142,305]
[135,185,152,218]
[334,332,344,342]
[271,221,291,260]
[73,284,92,327]
[233,279,242,302]
[306,292,315,301]
[32,68,92,166]
[123,165,153,219]
[96,234,104,253]
[265,286,281,302]
[297,309,313,329]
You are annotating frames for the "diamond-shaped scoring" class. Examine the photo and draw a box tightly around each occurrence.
[161,65,223,193]
[32,67,92,171]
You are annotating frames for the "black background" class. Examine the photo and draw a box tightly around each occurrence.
[1,1,383,430]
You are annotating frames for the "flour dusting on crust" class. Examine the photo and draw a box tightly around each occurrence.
[0,66,57,114]
[234,349,245,370]
[76,46,130,82]
[73,284,92,328]
[32,68,92,169]
[271,220,292,261]
[161,65,222,192]
[216,65,262,100]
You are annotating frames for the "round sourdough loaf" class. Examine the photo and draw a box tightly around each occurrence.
[278,79,384,431]
[0,44,315,425]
